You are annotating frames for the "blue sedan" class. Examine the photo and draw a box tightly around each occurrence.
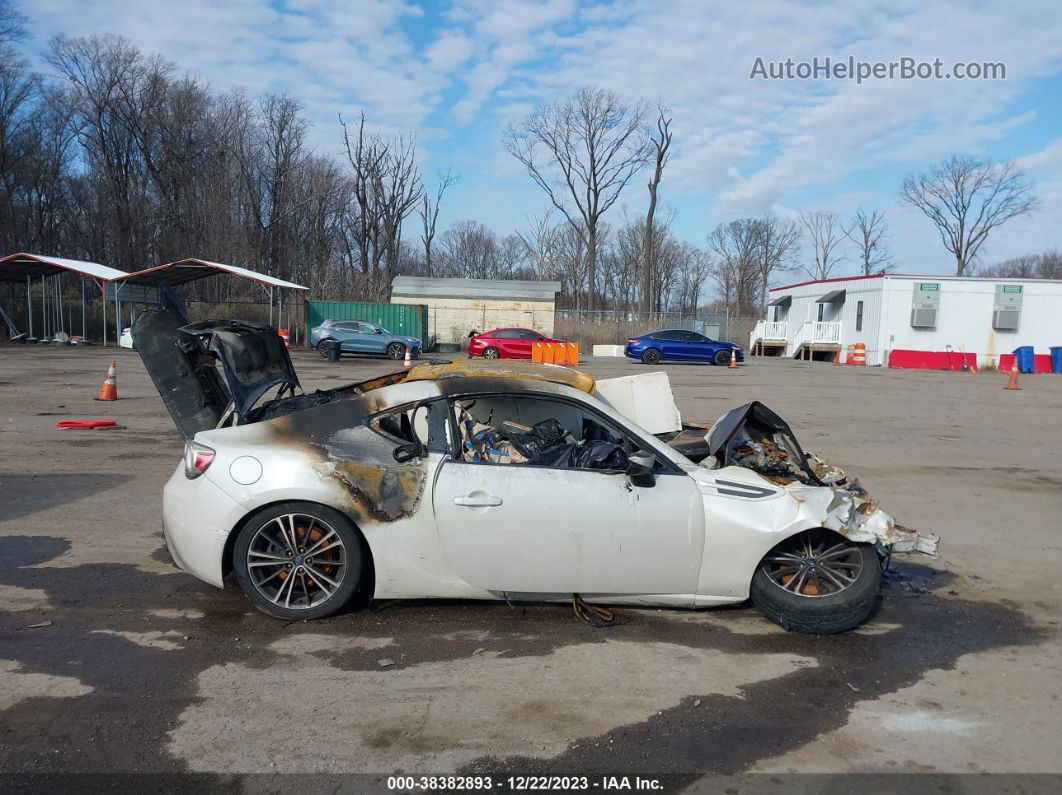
[625,329,744,365]
[310,319,421,360]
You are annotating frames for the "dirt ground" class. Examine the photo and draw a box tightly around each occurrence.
[1,344,1060,791]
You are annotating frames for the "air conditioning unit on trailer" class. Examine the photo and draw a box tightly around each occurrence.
[993,285,1023,331]
[911,282,940,328]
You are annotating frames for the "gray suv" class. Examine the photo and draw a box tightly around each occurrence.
[310,319,421,360]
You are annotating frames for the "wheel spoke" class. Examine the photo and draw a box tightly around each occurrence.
[304,563,340,590]
[303,530,337,557]
[272,572,296,605]
[249,551,288,562]
[271,517,295,554]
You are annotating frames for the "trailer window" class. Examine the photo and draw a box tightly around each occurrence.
[856,301,864,332]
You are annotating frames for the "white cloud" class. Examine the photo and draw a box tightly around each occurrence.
[15,0,1062,269]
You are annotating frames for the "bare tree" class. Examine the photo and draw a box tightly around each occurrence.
[517,210,560,280]
[418,169,457,276]
[752,214,800,310]
[504,86,650,310]
[642,107,672,313]
[0,0,26,45]
[438,220,497,278]
[674,242,711,315]
[707,219,761,318]
[340,112,423,296]
[978,249,1062,280]
[843,208,893,274]
[900,154,1038,276]
[800,210,845,280]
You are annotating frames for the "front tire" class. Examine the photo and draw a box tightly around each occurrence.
[641,348,661,364]
[317,338,336,359]
[483,347,500,360]
[233,502,364,620]
[386,342,406,359]
[714,349,731,366]
[750,529,881,634]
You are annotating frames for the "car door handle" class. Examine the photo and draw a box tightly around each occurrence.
[453,494,503,508]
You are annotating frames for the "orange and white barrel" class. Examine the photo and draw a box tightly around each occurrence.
[850,342,866,366]
[278,328,290,349]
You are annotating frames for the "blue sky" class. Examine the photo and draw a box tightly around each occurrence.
[16,0,1062,283]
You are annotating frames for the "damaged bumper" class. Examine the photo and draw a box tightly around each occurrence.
[803,484,939,555]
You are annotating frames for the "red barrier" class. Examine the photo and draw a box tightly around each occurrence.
[888,349,977,371]
[997,353,1052,374]
[889,349,1052,373]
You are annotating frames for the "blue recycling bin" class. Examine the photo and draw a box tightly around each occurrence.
[1050,347,1062,374]
[1014,346,1036,374]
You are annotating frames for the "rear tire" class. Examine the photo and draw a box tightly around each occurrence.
[233,502,364,620]
[483,347,500,360]
[714,349,731,366]
[750,529,881,634]
[641,348,661,364]
[317,338,336,358]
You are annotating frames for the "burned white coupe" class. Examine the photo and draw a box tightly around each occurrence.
[135,310,937,634]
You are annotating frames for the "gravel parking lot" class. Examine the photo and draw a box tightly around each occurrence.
[1,345,1060,789]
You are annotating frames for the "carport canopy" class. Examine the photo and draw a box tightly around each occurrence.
[0,252,127,284]
[108,257,306,290]
[816,289,846,303]
[768,295,792,308]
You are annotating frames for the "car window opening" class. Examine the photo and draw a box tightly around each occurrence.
[454,396,633,471]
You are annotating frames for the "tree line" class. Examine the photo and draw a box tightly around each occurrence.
[0,5,1044,320]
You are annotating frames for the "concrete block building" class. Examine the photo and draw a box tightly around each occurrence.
[391,276,562,346]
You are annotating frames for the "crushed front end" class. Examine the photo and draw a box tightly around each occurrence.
[695,401,939,556]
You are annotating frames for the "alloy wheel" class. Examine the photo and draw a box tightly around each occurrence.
[245,513,347,609]
[760,530,863,598]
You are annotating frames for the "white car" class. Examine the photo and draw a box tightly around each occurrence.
[133,310,937,634]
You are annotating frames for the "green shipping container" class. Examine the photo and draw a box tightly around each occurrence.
[306,302,429,349]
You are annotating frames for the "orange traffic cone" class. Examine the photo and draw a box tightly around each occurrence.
[96,360,118,401]
[1004,358,1020,390]
[833,348,841,366]
[403,347,412,369]
[729,346,738,369]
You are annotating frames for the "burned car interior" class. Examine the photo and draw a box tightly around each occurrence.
[453,396,631,471]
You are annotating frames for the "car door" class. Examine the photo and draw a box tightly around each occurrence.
[682,331,712,361]
[432,393,705,597]
[490,329,517,357]
[333,322,365,352]
[654,330,688,361]
[509,330,540,359]
[362,323,389,354]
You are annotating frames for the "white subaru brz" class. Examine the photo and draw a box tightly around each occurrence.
[134,310,937,634]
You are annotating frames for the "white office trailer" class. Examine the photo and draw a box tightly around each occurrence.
[749,274,1062,370]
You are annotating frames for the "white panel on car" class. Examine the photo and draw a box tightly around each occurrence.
[594,372,682,434]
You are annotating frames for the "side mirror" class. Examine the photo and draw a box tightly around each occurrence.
[627,451,656,477]
[393,442,425,463]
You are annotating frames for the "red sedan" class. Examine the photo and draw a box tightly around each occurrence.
[468,328,563,359]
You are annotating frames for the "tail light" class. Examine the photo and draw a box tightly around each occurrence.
[627,338,639,345]
[184,441,216,479]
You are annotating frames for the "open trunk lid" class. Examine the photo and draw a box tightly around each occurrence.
[132,309,300,439]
